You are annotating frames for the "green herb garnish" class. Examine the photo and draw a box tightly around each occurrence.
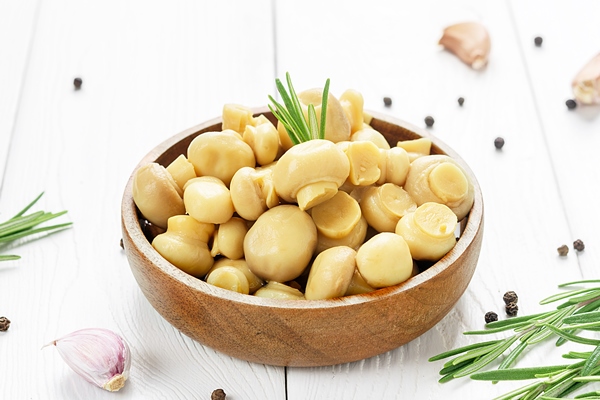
[429,280,600,398]
[0,192,72,261]
[268,72,330,145]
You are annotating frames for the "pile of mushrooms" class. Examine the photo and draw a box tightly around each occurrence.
[132,86,474,300]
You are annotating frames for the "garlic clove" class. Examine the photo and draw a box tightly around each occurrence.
[439,22,491,69]
[572,53,600,105]
[43,328,131,392]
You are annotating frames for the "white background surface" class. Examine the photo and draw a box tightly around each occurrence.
[1,1,599,398]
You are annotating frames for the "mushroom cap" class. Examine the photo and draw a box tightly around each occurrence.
[187,130,256,186]
[243,205,317,282]
[132,163,185,229]
[272,139,350,204]
[298,88,351,143]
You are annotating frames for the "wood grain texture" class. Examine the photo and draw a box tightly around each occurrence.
[121,109,484,367]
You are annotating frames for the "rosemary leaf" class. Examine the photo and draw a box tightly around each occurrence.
[541,287,600,305]
[581,345,600,376]
[307,104,319,140]
[0,255,20,261]
[428,339,501,361]
[541,324,600,346]
[471,365,572,381]
[565,311,600,325]
[319,78,330,140]
[453,335,520,378]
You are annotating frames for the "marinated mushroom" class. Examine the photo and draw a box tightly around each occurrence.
[395,202,458,261]
[404,154,474,220]
[315,216,368,254]
[243,117,279,166]
[376,147,410,186]
[230,166,279,221]
[254,281,305,300]
[339,89,365,134]
[337,140,381,186]
[151,215,215,277]
[355,232,413,288]
[187,129,256,186]
[132,163,185,229]
[396,137,432,162]
[206,266,250,294]
[272,139,350,211]
[243,205,317,282]
[359,183,417,233]
[350,127,391,150]
[205,258,264,294]
[210,217,248,260]
[297,88,351,143]
[166,154,197,192]
[222,104,255,134]
[311,191,362,239]
[344,268,375,296]
[183,176,234,224]
[305,246,356,300]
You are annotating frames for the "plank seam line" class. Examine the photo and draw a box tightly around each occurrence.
[0,0,43,198]
[506,0,582,274]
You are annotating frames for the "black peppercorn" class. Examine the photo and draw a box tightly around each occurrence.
[557,244,569,256]
[503,291,518,305]
[566,99,577,110]
[0,316,10,332]
[424,116,435,127]
[73,77,82,90]
[211,388,226,400]
[484,311,498,324]
[383,97,392,107]
[505,302,518,316]
[494,137,505,149]
[534,36,543,47]
[457,97,464,106]
[573,239,585,252]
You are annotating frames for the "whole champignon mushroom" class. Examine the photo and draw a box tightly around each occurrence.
[350,127,391,150]
[206,266,250,294]
[337,141,381,186]
[187,130,256,186]
[166,154,197,192]
[376,147,410,186]
[205,258,264,294]
[151,215,215,277]
[311,191,362,239]
[339,89,365,134]
[183,176,234,224]
[396,138,432,162]
[404,154,474,220]
[243,115,280,166]
[305,246,357,300]
[272,139,350,211]
[359,183,417,233]
[210,217,248,260]
[395,202,458,261]
[243,205,317,283]
[230,166,279,221]
[132,163,185,229]
[356,232,413,288]
[344,268,375,296]
[298,88,352,144]
[254,281,305,300]
[315,216,367,254]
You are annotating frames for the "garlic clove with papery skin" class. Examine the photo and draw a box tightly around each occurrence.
[572,53,600,105]
[43,328,131,392]
[439,22,491,70]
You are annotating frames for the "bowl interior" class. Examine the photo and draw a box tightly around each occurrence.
[121,108,484,367]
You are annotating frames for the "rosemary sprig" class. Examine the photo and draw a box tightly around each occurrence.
[0,192,72,261]
[268,72,330,145]
[429,281,600,398]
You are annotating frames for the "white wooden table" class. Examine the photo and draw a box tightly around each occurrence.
[1,1,599,398]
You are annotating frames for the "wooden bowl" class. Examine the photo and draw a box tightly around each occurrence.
[121,108,484,367]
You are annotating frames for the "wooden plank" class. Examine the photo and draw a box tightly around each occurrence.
[509,0,600,278]
[0,0,39,189]
[0,1,285,399]
[274,1,579,398]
